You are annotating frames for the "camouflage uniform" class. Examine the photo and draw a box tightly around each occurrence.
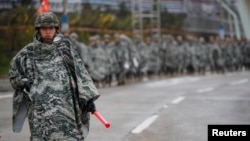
[176,36,187,74]
[162,34,177,75]
[243,41,250,69]
[101,34,115,86]
[87,35,107,84]
[196,37,208,74]
[120,34,140,80]
[219,42,227,72]
[133,35,148,75]
[184,36,198,74]
[208,36,222,72]
[9,12,100,141]
[69,32,90,69]
[223,38,234,71]
[147,35,161,75]
[234,41,244,70]
[112,33,130,85]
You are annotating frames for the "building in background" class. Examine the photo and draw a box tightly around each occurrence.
[181,0,244,39]
[32,0,82,13]
[0,0,245,39]
[0,0,20,9]
[28,0,208,14]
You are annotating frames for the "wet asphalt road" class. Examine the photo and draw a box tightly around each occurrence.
[0,71,250,141]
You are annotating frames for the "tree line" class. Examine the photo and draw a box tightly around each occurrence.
[0,2,185,77]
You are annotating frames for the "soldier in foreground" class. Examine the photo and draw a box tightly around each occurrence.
[8,12,100,141]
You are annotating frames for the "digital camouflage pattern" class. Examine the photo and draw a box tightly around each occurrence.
[69,32,90,68]
[112,36,130,85]
[82,33,249,87]
[133,37,148,74]
[9,33,100,141]
[34,12,60,29]
[147,39,161,74]
[87,36,107,82]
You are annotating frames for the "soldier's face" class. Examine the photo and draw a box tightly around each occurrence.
[39,27,56,40]
[115,37,120,42]
[105,38,110,42]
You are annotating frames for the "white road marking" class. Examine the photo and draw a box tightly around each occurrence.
[196,87,214,93]
[163,105,168,109]
[131,114,159,134]
[171,96,185,104]
[143,77,201,88]
[0,94,12,99]
[230,79,249,86]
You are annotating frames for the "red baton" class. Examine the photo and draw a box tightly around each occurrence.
[93,111,111,128]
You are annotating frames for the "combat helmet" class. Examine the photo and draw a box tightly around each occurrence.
[104,34,111,39]
[70,32,78,40]
[35,12,60,29]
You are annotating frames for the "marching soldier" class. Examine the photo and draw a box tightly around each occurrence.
[9,12,100,141]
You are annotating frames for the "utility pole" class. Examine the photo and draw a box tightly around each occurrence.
[62,0,67,14]
[217,0,241,40]
[151,0,161,39]
[228,13,234,38]
[131,0,143,39]
[131,0,161,39]
[218,7,225,40]
[61,0,69,34]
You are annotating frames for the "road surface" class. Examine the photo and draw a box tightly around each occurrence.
[0,71,249,141]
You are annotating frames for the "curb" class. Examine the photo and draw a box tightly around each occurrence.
[0,79,13,92]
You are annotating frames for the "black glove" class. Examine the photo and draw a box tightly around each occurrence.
[87,100,96,114]
[23,80,33,92]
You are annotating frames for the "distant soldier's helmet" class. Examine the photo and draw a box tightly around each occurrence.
[134,34,141,40]
[104,34,111,39]
[35,12,59,29]
[69,32,78,40]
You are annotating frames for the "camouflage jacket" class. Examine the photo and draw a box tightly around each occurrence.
[9,33,100,140]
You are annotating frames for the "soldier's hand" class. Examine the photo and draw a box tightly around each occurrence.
[23,80,33,92]
[87,100,96,114]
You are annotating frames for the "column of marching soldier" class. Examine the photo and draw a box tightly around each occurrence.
[68,32,250,88]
